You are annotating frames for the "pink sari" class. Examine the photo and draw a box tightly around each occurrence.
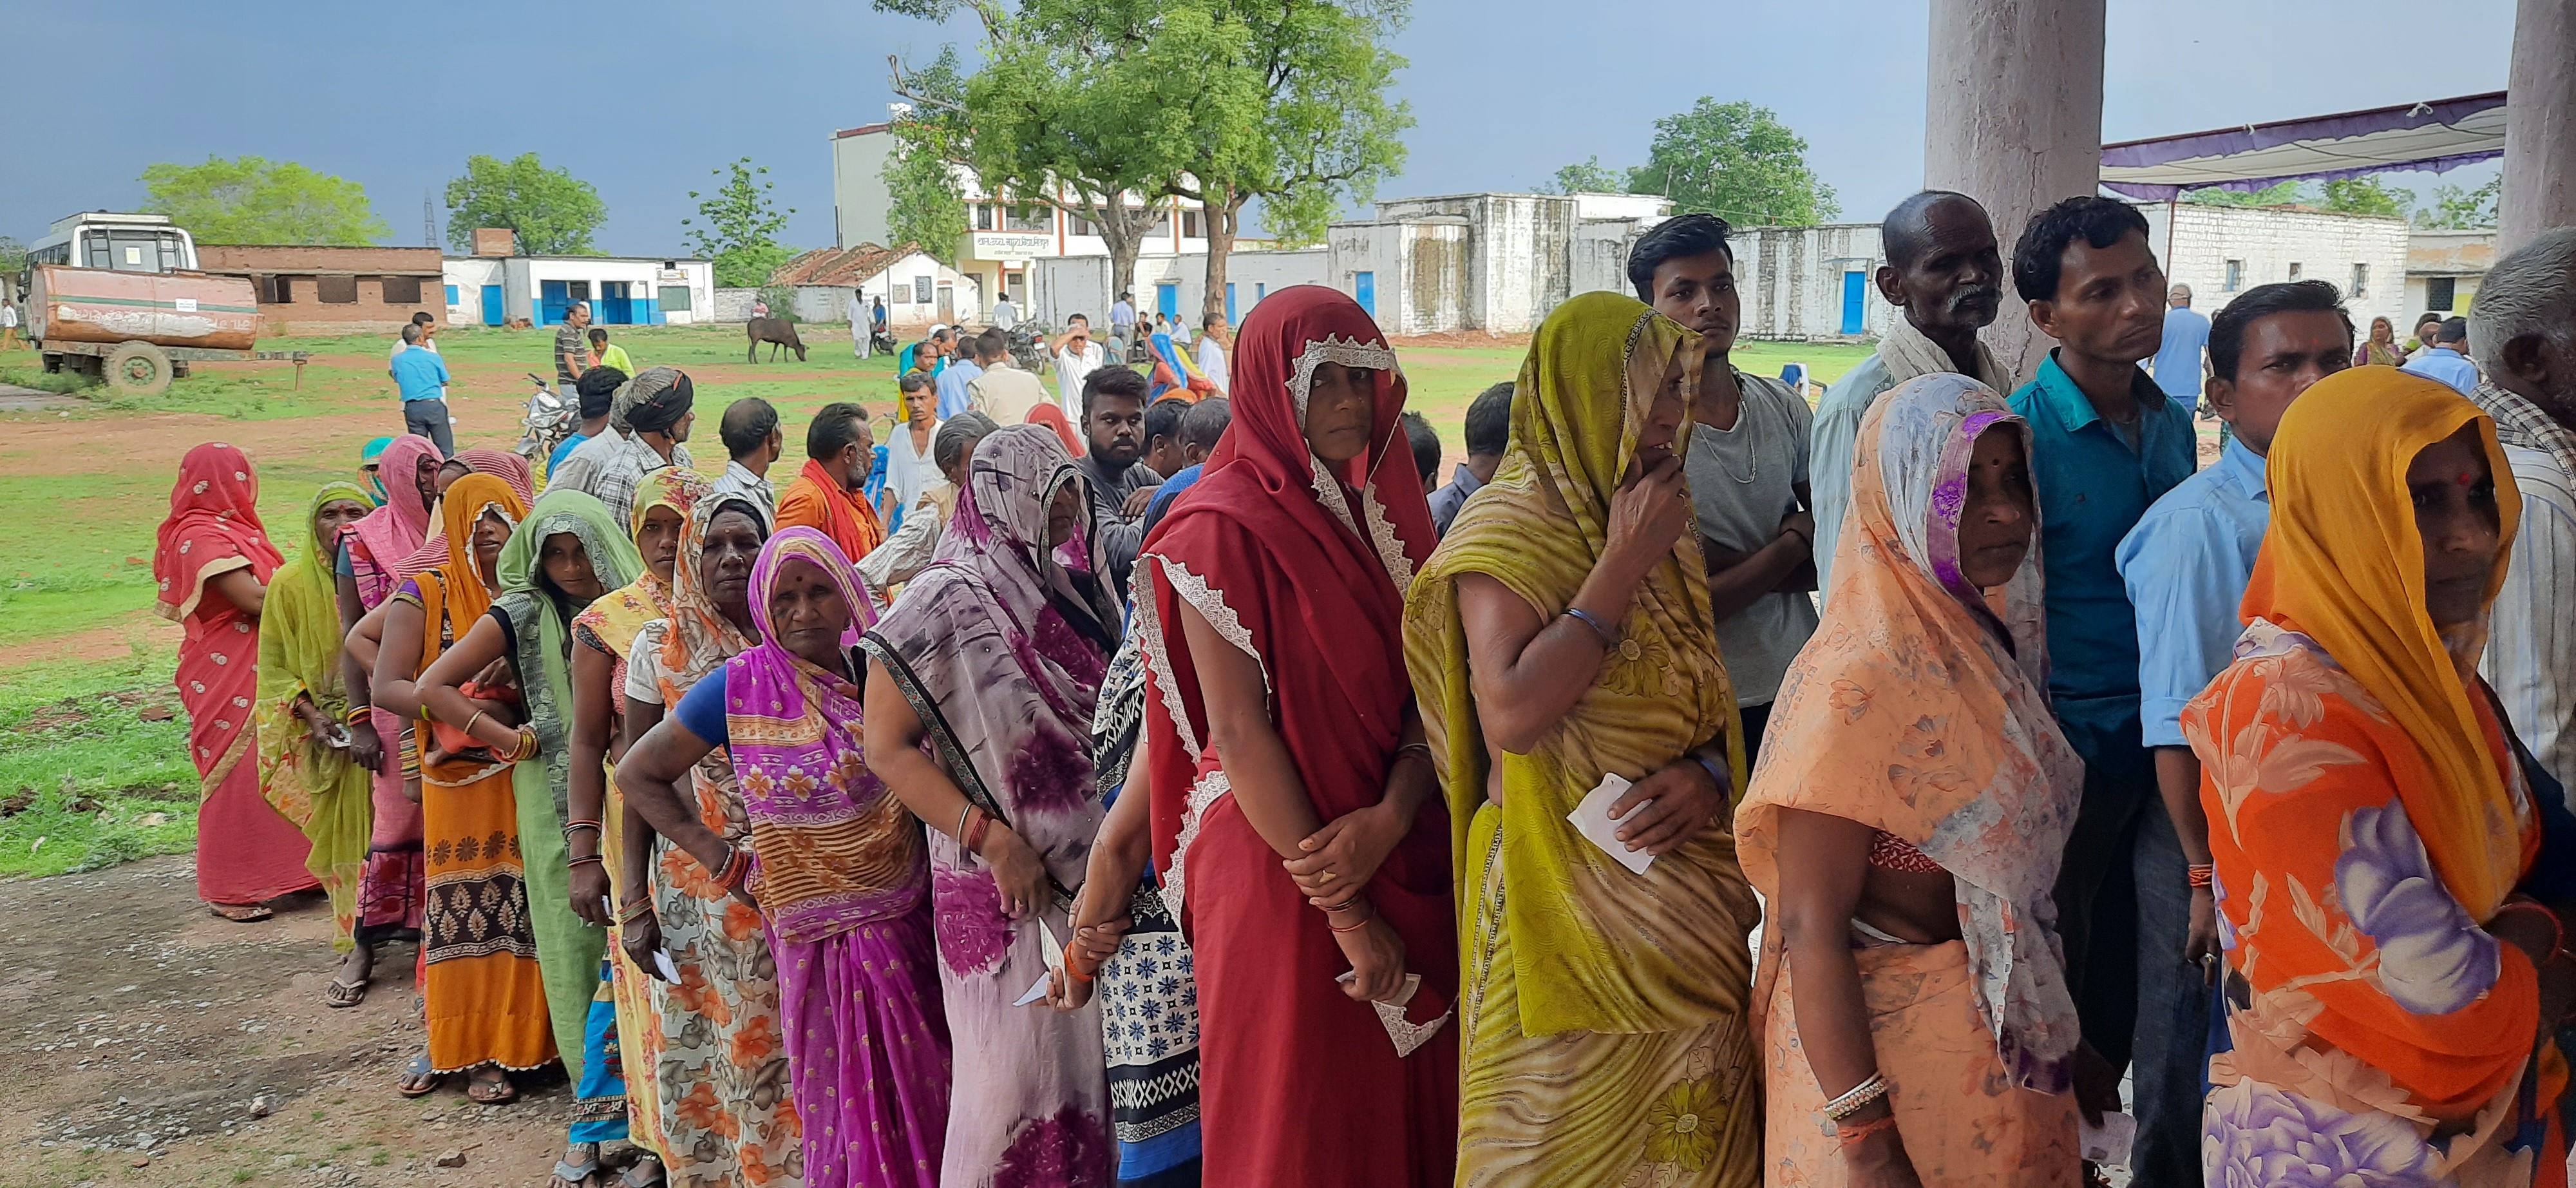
[345,434,441,944]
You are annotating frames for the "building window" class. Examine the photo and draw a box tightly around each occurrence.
[2286,262,2302,282]
[974,204,995,231]
[261,275,298,303]
[445,283,460,306]
[2428,277,2456,312]
[316,275,359,303]
[382,275,424,304]
[658,285,692,312]
[1182,210,1204,239]
[914,276,933,304]
[2223,260,2244,292]
[2351,263,2368,299]
[1146,208,1174,238]
[1067,212,1100,237]
[1002,204,1052,233]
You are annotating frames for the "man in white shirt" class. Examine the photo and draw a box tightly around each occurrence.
[710,396,782,528]
[388,312,439,367]
[990,290,1019,330]
[1194,312,1231,394]
[1052,314,1106,413]
[0,299,20,351]
[2469,229,2576,800]
[967,327,1051,425]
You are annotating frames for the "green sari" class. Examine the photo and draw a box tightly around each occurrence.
[492,488,642,1088]
[256,482,380,950]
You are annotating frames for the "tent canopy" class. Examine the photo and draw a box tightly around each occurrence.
[2100,91,2504,200]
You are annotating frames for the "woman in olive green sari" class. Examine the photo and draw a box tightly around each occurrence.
[1405,292,1761,1187]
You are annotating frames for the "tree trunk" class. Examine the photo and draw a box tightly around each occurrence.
[1201,183,1240,323]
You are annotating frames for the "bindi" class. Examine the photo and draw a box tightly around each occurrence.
[2458,471,2479,486]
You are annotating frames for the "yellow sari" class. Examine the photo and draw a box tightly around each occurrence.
[1405,292,1760,1187]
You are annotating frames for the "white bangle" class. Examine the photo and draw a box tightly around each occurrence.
[1821,1071,1890,1122]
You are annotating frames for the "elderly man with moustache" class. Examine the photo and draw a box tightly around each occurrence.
[1809,191,2014,597]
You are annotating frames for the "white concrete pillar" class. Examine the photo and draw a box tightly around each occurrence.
[1924,0,2107,383]
[2500,0,2576,254]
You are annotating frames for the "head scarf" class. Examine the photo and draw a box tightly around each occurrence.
[860,425,1118,893]
[1146,331,1214,401]
[657,492,768,699]
[360,437,395,504]
[348,435,444,606]
[256,481,378,817]
[1024,403,1084,456]
[1135,284,1439,921]
[725,528,921,943]
[621,367,694,436]
[155,443,284,622]
[2244,367,2522,916]
[1406,291,1756,1037]
[1738,372,2084,1091]
[495,489,643,819]
[397,448,535,583]
[417,474,529,672]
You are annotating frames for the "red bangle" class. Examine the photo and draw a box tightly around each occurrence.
[2187,863,2215,890]
[1066,961,1096,984]
[965,807,993,852]
[714,845,751,890]
[1327,906,1372,934]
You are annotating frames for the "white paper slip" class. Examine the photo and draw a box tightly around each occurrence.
[1012,921,1067,1007]
[1567,772,1654,875]
[653,949,682,984]
[600,896,614,919]
[2078,1111,2136,1167]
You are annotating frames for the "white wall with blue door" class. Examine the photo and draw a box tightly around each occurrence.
[446,256,715,328]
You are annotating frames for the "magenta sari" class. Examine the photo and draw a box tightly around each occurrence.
[344,434,442,946]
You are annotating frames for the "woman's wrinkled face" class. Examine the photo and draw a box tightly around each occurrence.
[315,499,370,549]
[701,506,766,611]
[768,557,852,667]
[542,532,605,602]
[1045,482,1083,549]
[1302,362,1377,465]
[1631,353,1690,476]
[636,505,683,584]
[1956,425,2036,588]
[2407,425,2503,629]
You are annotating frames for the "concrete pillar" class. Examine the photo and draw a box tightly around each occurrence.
[1924,0,2107,383]
[2499,0,2576,254]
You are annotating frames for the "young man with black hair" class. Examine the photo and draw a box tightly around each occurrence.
[709,397,783,526]
[775,401,886,564]
[934,324,986,419]
[2114,280,2351,1184]
[1633,212,1817,767]
[2007,194,2201,1182]
[390,321,457,454]
[390,311,439,363]
[1197,311,1231,394]
[1810,190,2012,597]
[2401,315,2480,394]
[1142,396,1191,480]
[587,326,634,378]
[1430,381,1515,537]
[1400,410,1442,495]
[547,365,627,477]
[1142,396,1231,532]
[967,325,1050,424]
[1079,365,1161,595]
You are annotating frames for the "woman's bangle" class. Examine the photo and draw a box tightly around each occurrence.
[1690,751,1730,797]
[1832,1111,1897,1148]
[1066,959,1097,984]
[2186,862,2215,890]
[1560,606,1620,647]
[511,727,540,762]
[1821,1071,1891,1122]
[1394,741,1434,768]
[714,845,752,890]
[567,854,604,870]
[465,709,488,737]
[345,706,374,725]
[966,807,993,853]
[562,819,603,839]
[956,804,975,845]
[616,897,655,926]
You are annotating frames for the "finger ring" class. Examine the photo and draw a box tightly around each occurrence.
[1318,870,1337,884]
[2201,953,2217,970]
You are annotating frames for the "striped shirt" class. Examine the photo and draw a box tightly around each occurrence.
[2472,382,2576,806]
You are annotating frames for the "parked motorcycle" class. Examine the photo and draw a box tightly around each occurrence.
[515,372,577,476]
[1005,321,1053,374]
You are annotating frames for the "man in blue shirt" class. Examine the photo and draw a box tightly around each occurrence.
[2006,195,2199,1183]
[2113,280,2351,1183]
[1428,382,1515,537]
[389,322,455,455]
[2400,316,2480,394]
[2152,283,2210,410]
[934,332,987,419]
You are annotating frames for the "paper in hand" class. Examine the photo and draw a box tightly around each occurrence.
[2078,1111,2136,1167]
[1568,772,1654,876]
[1012,921,1067,1007]
[653,949,681,984]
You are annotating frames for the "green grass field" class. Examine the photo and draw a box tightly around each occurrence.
[0,320,1871,876]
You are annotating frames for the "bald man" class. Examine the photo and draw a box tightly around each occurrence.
[2152,283,2211,408]
[1808,190,2014,596]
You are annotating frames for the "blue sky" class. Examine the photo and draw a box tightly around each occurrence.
[0,0,2517,254]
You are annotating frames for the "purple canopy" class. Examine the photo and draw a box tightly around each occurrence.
[2100,91,2505,200]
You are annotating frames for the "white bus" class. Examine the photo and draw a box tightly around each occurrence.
[24,211,200,275]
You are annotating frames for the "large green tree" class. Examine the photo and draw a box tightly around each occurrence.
[443,153,607,256]
[1627,99,1837,225]
[1540,157,1625,195]
[2184,178,2411,220]
[683,157,799,287]
[2418,176,2501,229]
[138,155,389,245]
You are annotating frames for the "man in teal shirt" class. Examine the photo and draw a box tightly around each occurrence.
[2007,195,2199,1182]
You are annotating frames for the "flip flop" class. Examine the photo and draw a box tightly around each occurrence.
[209,903,274,923]
[620,1156,667,1188]
[551,1148,600,1188]
[396,1053,445,1098]
[465,1071,518,1105]
[321,977,368,1008]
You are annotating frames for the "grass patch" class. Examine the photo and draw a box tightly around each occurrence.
[0,363,92,395]
[0,648,200,879]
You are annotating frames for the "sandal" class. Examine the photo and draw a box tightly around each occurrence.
[396,1053,446,1098]
[321,977,368,1008]
[209,903,274,923]
[465,1069,518,1105]
[620,1156,667,1188]
[551,1142,601,1188]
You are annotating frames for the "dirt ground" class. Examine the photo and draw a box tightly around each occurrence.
[0,855,580,1188]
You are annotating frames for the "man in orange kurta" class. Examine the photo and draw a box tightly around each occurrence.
[774,401,887,564]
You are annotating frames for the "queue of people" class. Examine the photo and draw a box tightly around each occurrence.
[151,205,2576,1188]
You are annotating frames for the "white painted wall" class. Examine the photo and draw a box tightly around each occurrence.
[2141,203,2410,339]
[440,256,505,324]
[1730,224,1892,343]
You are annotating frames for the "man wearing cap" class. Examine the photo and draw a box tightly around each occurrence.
[545,366,697,524]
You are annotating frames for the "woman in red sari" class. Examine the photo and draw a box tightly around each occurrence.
[1133,285,1457,1187]
[156,443,318,921]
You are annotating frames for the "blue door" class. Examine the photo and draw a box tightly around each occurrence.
[1840,271,1867,335]
[480,285,504,327]
[1156,283,1179,320]
[598,280,632,325]
[1225,283,1236,326]
[1353,271,1376,318]
[540,280,571,326]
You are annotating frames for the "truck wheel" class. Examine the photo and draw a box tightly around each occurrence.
[104,341,174,396]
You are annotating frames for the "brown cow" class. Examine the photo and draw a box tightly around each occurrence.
[746,317,807,363]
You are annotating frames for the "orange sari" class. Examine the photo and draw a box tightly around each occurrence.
[2186,368,2566,1186]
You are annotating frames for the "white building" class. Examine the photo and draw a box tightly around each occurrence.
[2403,229,2496,323]
[2139,202,2412,337]
[767,244,976,329]
[442,255,715,328]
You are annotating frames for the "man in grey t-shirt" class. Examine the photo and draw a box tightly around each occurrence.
[1634,215,1820,765]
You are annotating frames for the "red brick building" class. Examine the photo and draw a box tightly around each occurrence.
[193,245,447,337]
